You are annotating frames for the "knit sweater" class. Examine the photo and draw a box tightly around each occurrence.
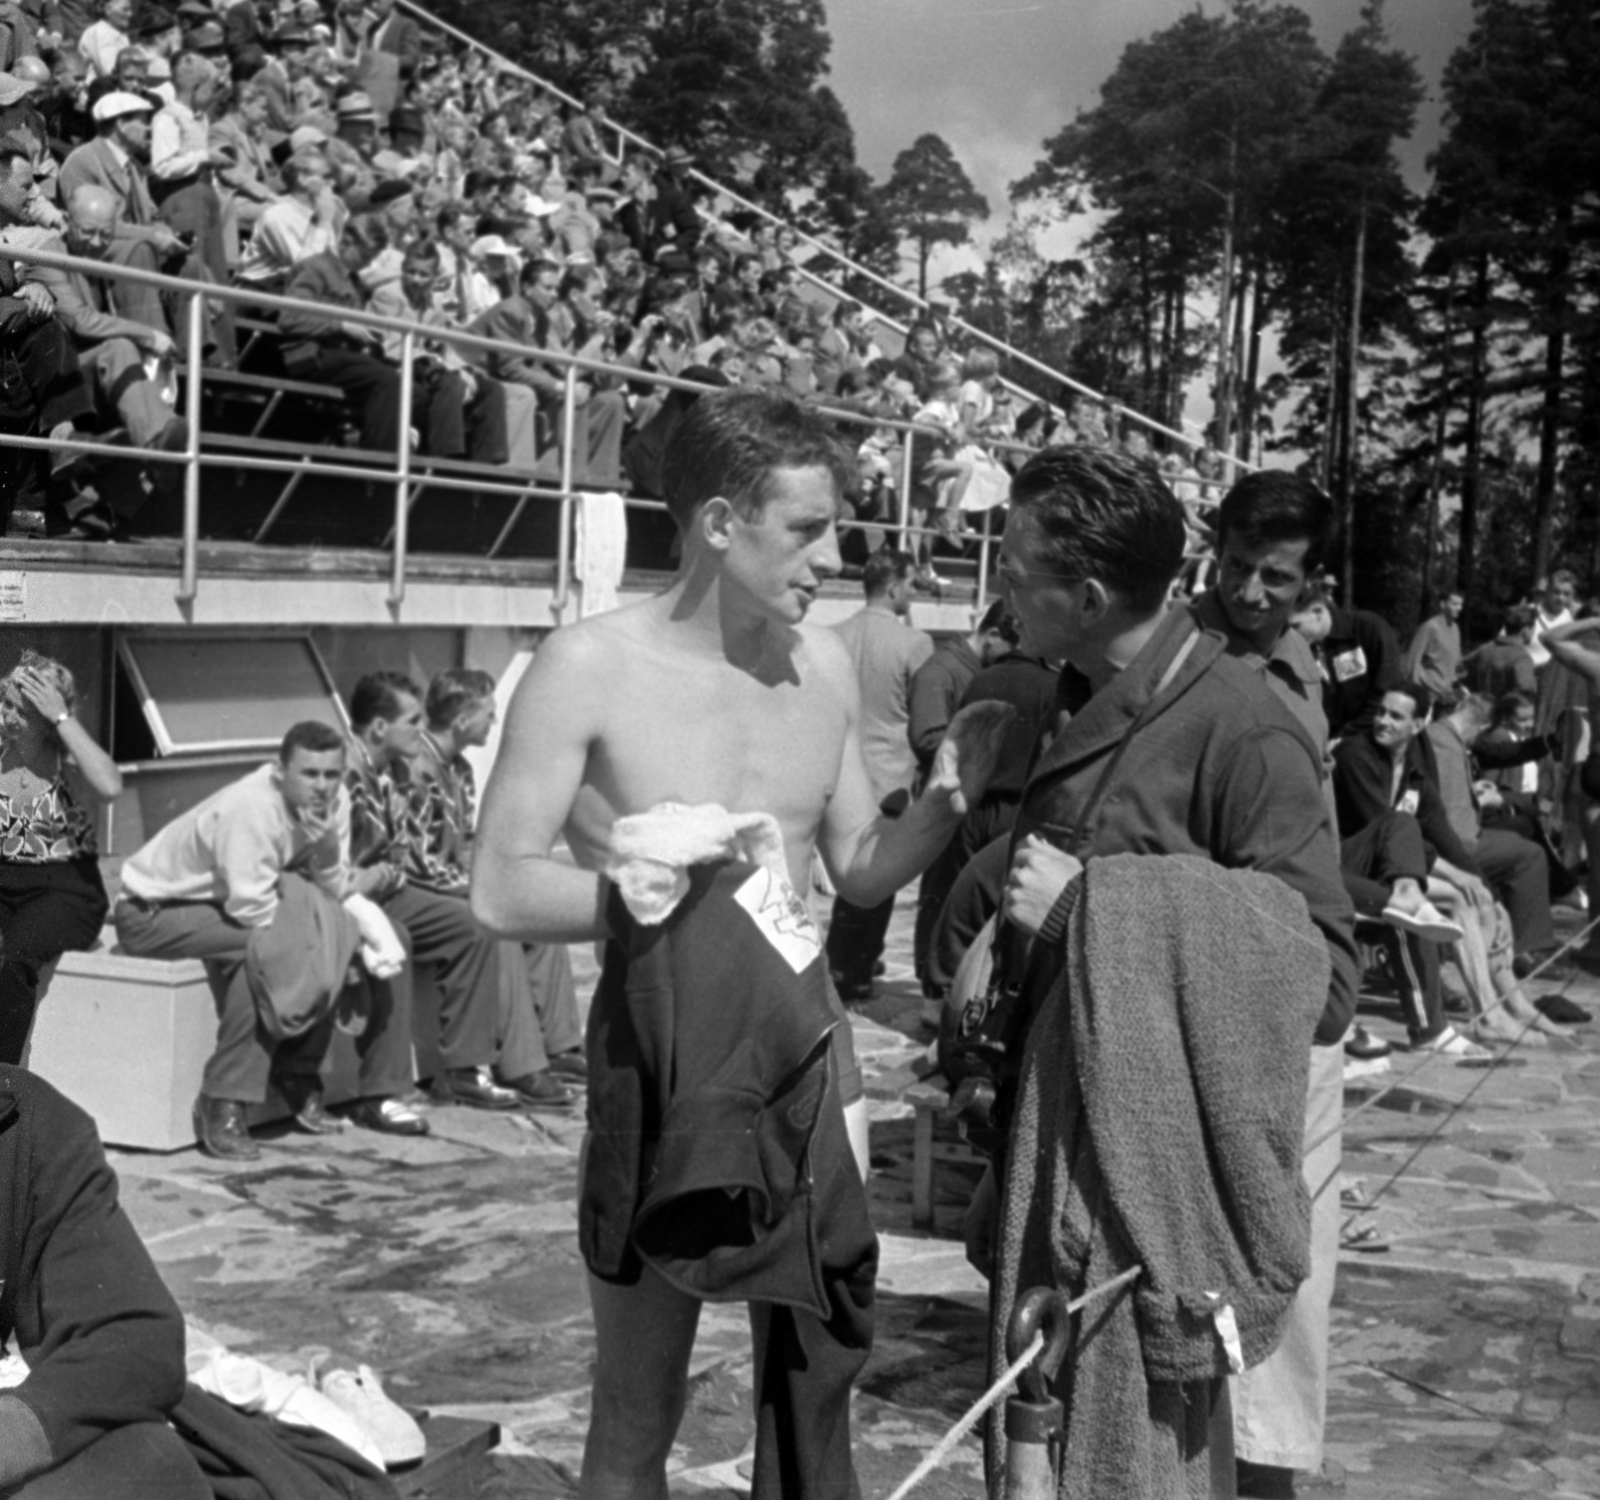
[991,854,1327,1499]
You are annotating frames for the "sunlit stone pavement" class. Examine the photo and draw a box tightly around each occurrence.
[102,895,1600,1498]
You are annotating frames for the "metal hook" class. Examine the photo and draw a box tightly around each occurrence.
[1006,1287,1072,1403]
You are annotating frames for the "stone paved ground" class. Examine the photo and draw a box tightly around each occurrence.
[104,898,1600,1499]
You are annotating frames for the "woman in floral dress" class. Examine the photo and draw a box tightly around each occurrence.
[0,650,123,1063]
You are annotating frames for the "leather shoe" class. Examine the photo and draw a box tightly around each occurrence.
[287,1083,345,1135]
[546,1049,588,1082]
[346,1096,430,1136]
[193,1095,260,1161]
[498,1070,577,1112]
[429,1066,521,1110]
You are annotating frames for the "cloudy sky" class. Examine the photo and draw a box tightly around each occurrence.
[825,0,1478,258]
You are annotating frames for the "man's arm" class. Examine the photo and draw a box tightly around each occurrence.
[208,800,288,927]
[471,626,614,941]
[1212,726,1360,1044]
[24,254,163,348]
[817,639,1008,906]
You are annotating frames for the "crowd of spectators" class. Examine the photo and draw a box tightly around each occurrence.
[0,0,1227,554]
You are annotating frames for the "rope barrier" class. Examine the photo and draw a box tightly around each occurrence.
[1308,909,1600,1157]
[882,1264,1143,1500]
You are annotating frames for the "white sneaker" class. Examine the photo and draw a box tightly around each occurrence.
[1416,1025,1492,1061]
[321,1364,426,1469]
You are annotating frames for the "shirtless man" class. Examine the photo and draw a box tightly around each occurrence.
[472,387,1005,1500]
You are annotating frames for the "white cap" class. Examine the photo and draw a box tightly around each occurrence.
[93,91,155,122]
[470,234,517,258]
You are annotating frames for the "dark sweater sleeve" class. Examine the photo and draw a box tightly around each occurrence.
[1471,731,1555,771]
[907,657,957,772]
[2,1082,186,1487]
[1215,727,1360,1045]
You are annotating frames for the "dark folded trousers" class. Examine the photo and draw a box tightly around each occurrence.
[3,1421,210,1498]
[366,883,499,1094]
[0,857,109,1064]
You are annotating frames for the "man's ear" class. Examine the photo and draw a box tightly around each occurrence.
[1079,577,1112,625]
[700,496,735,552]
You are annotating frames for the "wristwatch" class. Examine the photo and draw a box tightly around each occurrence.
[52,710,70,725]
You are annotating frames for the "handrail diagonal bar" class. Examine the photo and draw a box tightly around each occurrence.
[395,0,1252,471]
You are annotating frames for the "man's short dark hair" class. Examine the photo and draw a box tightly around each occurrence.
[862,548,914,599]
[1389,681,1433,720]
[280,720,345,763]
[659,387,853,533]
[1503,604,1535,635]
[1494,690,1533,726]
[349,670,420,731]
[1215,470,1334,574]
[426,667,496,728]
[977,599,1020,646]
[1007,445,1187,614]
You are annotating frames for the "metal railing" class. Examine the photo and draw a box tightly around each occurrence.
[396,0,1253,476]
[1,241,1051,614]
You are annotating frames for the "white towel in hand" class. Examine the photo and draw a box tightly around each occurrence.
[345,892,406,979]
[605,801,790,925]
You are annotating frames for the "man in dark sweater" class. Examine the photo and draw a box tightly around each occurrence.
[0,1067,207,1496]
[1290,588,1403,741]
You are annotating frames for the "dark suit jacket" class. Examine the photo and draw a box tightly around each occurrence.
[56,136,166,249]
[22,232,155,348]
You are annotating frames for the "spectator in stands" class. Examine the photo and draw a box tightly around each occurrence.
[0,650,121,1065]
[327,87,378,207]
[825,548,935,1002]
[24,182,192,531]
[646,143,698,259]
[208,75,279,257]
[235,144,341,286]
[345,670,523,1119]
[76,0,130,80]
[221,0,275,79]
[467,252,625,486]
[1464,606,1538,700]
[900,318,943,399]
[1290,586,1404,742]
[1422,689,1559,975]
[368,0,420,84]
[1403,589,1464,700]
[115,720,401,1160]
[0,138,101,533]
[57,89,190,263]
[367,234,533,466]
[278,211,405,453]
[407,668,580,1107]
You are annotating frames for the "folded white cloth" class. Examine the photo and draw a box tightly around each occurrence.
[605,801,789,925]
[344,892,405,979]
[184,1335,386,1471]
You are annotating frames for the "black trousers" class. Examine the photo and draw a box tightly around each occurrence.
[0,858,108,1064]
[309,345,402,453]
[0,314,98,525]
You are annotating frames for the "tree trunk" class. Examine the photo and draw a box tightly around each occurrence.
[1170,274,1188,431]
[1532,199,1572,583]
[1421,273,1458,622]
[1340,199,1368,606]
[1213,187,1236,454]
[1457,251,1490,597]
[1320,272,1343,497]
[1240,269,1268,467]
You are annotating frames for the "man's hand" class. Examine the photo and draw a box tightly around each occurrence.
[1005,834,1083,936]
[925,700,1014,818]
[151,225,186,256]
[348,864,403,898]
[139,328,175,357]
[1473,779,1505,811]
[16,282,54,322]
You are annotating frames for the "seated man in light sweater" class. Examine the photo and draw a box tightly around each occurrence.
[113,719,418,1160]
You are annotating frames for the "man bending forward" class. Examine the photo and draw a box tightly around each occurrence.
[472,388,1003,1500]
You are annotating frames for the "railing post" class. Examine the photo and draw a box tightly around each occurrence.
[897,431,915,548]
[551,364,578,620]
[389,330,416,609]
[176,287,206,606]
[976,506,994,615]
